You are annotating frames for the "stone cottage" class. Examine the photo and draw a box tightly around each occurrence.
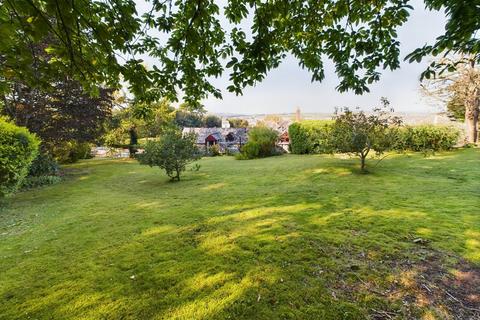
[182,127,248,153]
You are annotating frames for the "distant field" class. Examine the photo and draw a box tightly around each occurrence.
[1,150,479,319]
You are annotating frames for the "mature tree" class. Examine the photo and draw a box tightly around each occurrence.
[132,100,177,137]
[174,110,205,128]
[1,79,114,150]
[331,98,402,172]
[138,129,200,181]
[422,55,480,143]
[205,115,222,128]
[228,118,249,128]
[104,99,176,147]
[2,1,480,107]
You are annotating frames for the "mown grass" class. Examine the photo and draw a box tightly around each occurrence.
[0,149,479,319]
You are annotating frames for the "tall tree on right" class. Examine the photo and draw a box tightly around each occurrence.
[422,55,480,144]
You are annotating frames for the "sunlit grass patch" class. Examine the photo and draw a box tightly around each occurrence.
[0,149,479,319]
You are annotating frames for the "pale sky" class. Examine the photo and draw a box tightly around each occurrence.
[136,0,447,114]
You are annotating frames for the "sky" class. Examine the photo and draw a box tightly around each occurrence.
[136,0,447,115]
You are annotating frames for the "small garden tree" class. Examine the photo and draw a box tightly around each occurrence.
[331,98,402,172]
[138,129,200,181]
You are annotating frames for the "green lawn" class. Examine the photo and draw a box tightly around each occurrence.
[1,150,479,319]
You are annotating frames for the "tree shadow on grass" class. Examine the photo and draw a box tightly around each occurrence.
[1,150,479,319]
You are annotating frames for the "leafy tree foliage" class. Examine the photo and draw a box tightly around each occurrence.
[446,95,466,121]
[228,118,249,128]
[174,110,205,128]
[0,1,140,96]
[1,79,113,151]
[205,115,222,128]
[331,99,402,172]
[104,99,176,147]
[138,129,200,181]
[3,0,479,107]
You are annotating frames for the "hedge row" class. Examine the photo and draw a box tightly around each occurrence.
[289,121,460,154]
[288,120,335,154]
[0,119,40,197]
[395,125,460,152]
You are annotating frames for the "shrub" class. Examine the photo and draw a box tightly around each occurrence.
[138,129,201,181]
[289,120,335,154]
[28,152,59,177]
[208,144,221,156]
[53,141,93,163]
[238,126,278,159]
[22,175,62,189]
[24,152,61,188]
[0,119,40,197]
[395,125,460,152]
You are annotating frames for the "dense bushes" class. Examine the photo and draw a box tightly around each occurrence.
[237,126,278,159]
[28,152,60,177]
[289,121,460,155]
[0,119,40,197]
[396,125,460,152]
[22,152,62,188]
[53,141,93,163]
[289,120,334,154]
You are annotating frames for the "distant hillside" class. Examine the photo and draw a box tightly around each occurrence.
[214,112,463,126]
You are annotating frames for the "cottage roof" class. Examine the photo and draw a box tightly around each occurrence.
[182,127,248,144]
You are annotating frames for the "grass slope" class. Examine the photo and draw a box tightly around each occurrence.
[0,150,479,319]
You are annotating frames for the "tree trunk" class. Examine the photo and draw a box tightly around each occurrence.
[473,107,479,144]
[465,107,478,144]
[175,167,181,181]
[360,155,366,172]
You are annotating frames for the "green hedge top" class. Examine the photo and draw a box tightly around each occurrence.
[289,120,460,155]
[288,120,335,154]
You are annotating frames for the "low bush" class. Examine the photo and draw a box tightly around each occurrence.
[395,125,460,152]
[28,152,59,177]
[237,126,278,159]
[0,119,40,197]
[22,175,62,189]
[289,120,335,154]
[53,141,93,163]
[208,144,221,156]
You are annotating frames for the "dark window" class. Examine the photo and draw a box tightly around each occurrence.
[226,132,235,142]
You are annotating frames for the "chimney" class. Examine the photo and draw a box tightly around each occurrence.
[295,107,301,122]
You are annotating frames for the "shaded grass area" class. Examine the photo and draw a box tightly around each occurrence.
[0,149,479,319]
